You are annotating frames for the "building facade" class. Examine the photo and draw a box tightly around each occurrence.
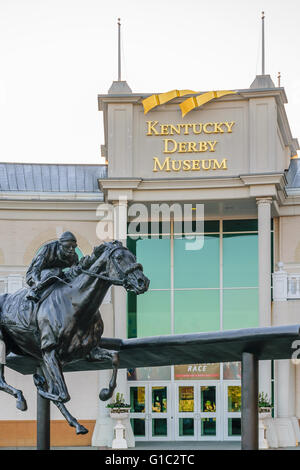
[1,74,300,447]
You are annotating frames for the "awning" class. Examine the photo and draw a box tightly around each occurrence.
[6,324,300,375]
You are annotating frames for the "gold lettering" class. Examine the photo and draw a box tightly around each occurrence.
[202,159,212,170]
[183,160,191,171]
[169,124,181,135]
[192,123,202,134]
[192,160,200,170]
[171,159,182,171]
[224,121,235,133]
[180,123,192,135]
[187,142,197,153]
[146,120,159,135]
[213,158,227,170]
[178,142,187,153]
[160,124,169,135]
[203,122,214,134]
[214,122,224,133]
[207,141,217,152]
[198,141,208,152]
[153,156,171,172]
[163,139,177,153]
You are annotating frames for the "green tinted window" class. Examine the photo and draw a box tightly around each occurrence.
[137,290,171,337]
[223,219,258,232]
[127,292,137,339]
[223,288,259,330]
[174,290,220,334]
[223,234,258,287]
[174,236,219,288]
[136,238,170,289]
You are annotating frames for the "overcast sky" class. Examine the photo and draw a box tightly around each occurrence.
[0,0,299,165]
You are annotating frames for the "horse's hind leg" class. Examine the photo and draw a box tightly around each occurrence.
[54,401,88,435]
[34,365,88,435]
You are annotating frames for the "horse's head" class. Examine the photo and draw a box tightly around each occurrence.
[102,241,150,294]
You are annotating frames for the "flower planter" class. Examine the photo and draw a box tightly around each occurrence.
[259,407,272,449]
[110,410,130,449]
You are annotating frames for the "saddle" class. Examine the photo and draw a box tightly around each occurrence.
[0,280,61,332]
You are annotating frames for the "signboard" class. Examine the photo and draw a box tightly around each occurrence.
[174,363,220,380]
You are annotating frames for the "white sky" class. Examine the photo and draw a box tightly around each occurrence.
[0,0,299,165]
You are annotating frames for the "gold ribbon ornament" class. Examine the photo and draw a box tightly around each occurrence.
[142,89,236,116]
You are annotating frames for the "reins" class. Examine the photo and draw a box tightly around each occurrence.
[81,246,143,286]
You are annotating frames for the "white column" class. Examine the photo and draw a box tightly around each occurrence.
[256,198,272,399]
[112,197,128,402]
[92,303,115,448]
[276,360,294,417]
[295,362,300,418]
[92,196,133,447]
[111,197,134,447]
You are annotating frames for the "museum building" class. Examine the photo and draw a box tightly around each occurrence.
[0,72,300,447]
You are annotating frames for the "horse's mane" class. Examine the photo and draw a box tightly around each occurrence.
[65,240,123,281]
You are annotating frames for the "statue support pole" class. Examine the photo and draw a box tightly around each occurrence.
[36,367,50,450]
[241,352,259,450]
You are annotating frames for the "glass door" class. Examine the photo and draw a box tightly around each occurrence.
[150,384,171,440]
[175,382,220,440]
[129,383,172,441]
[199,383,219,440]
[175,384,196,440]
[224,382,241,440]
[129,384,147,440]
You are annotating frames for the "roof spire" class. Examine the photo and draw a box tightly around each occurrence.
[261,11,265,75]
[249,11,275,89]
[108,18,132,94]
[118,18,121,81]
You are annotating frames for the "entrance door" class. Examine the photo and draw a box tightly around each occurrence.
[224,382,242,440]
[175,382,220,440]
[129,383,172,440]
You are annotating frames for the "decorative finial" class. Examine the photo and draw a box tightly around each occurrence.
[277,72,281,87]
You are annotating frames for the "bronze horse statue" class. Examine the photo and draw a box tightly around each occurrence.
[0,241,149,434]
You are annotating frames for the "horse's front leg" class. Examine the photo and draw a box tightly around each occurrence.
[0,364,28,411]
[34,368,88,435]
[0,334,27,411]
[33,349,70,403]
[86,346,119,401]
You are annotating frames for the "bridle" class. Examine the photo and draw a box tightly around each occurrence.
[81,245,143,286]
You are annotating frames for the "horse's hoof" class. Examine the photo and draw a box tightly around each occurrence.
[99,388,111,401]
[16,398,27,412]
[76,424,89,435]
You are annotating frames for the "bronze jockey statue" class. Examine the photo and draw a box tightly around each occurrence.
[26,231,79,302]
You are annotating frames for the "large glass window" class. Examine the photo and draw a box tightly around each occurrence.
[174,235,219,289]
[127,219,262,341]
[137,290,171,337]
[174,290,219,334]
[223,234,258,288]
